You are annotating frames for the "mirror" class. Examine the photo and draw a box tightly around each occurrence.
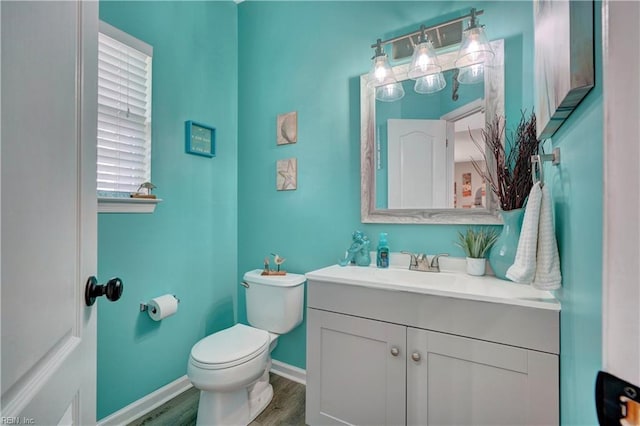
[361,39,504,224]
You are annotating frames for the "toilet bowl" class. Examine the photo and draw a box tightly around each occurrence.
[187,270,305,425]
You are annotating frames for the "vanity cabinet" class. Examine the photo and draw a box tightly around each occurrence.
[306,309,406,425]
[305,266,560,426]
[406,327,558,426]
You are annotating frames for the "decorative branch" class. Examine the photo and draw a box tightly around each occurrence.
[470,112,540,211]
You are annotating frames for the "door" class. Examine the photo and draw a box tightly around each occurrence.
[1,2,98,424]
[387,119,449,209]
[407,328,558,426]
[306,309,406,426]
[603,0,640,384]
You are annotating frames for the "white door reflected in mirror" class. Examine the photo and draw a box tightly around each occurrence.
[387,119,450,209]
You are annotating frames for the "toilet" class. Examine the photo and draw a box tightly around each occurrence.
[187,269,305,425]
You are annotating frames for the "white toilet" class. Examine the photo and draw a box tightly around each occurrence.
[187,269,305,425]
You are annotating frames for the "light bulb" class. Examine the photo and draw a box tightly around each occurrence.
[408,39,441,80]
[374,60,388,83]
[368,53,397,88]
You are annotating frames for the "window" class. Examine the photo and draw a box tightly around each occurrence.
[97,21,153,196]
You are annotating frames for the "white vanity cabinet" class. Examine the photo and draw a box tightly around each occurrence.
[406,328,558,426]
[306,309,406,425]
[305,265,560,426]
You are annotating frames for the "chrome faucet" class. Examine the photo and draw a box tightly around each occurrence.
[401,252,449,272]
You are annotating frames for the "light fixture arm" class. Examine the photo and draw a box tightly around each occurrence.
[468,8,478,29]
[372,39,384,59]
[417,25,427,44]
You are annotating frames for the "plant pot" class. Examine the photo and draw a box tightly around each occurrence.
[489,208,525,280]
[466,257,486,276]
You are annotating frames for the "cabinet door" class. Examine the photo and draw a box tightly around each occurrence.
[407,328,558,426]
[306,309,406,426]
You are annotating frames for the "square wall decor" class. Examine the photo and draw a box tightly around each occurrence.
[185,120,215,157]
[277,111,297,145]
[276,158,297,191]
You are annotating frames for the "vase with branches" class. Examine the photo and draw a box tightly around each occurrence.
[470,112,541,279]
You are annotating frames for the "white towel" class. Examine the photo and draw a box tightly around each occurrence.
[532,183,562,290]
[506,183,542,283]
[506,182,562,289]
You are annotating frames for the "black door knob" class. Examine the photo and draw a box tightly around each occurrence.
[85,276,123,306]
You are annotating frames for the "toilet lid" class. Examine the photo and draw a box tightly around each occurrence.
[190,324,269,369]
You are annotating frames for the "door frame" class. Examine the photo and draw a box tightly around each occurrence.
[602,0,640,384]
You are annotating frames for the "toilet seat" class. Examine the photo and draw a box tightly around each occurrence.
[190,324,269,370]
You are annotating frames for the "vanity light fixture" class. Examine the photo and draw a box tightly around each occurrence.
[368,39,405,102]
[455,8,494,84]
[367,8,493,100]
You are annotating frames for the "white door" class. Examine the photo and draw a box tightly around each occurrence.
[387,119,449,209]
[1,2,99,424]
[602,0,640,385]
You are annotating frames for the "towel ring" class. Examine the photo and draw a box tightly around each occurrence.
[531,148,561,188]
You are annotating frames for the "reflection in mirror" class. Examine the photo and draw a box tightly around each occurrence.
[374,69,487,210]
[361,39,504,224]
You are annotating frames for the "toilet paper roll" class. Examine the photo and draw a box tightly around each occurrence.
[148,294,178,321]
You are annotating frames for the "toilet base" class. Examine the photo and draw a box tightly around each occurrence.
[195,369,274,425]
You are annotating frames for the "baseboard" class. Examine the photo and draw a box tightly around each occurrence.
[270,359,306,385]
[97,375,193,426]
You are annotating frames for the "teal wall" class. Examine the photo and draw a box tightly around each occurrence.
[237,1,534,370]
[547,2,603,424]
[97,1,238,420]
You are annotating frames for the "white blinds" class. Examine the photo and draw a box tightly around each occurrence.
[97,23,153,194]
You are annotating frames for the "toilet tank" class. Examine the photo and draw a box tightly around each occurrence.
[243,270,305,334]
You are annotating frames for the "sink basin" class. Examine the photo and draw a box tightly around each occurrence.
[305,263,560,311]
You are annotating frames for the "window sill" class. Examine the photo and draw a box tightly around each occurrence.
[98,197,162,214]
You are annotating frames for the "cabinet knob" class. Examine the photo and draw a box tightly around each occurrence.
[411,352,421,362]
[390,346,400,357]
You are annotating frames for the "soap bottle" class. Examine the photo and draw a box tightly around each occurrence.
[376,233,390,268]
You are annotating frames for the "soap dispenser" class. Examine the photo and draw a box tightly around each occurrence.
[376,233,390,268]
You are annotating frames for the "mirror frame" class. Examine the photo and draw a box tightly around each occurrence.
[361,39,504,224]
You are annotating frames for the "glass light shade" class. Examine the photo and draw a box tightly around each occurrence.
[368,54,397,88]
[414,72,446,94]
[457,64,485,85]
[407,40,442,80]
[454,26,494,68]
[375,82,405,102]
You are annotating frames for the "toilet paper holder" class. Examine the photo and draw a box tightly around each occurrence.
[140,295,180,313]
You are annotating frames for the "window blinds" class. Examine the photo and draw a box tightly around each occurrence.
[97,23,152,194]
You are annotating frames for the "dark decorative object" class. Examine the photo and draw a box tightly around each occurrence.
[471,112,540,211]
[471,112,541,280]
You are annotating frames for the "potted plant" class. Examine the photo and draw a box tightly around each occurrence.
[456,227,499,276]
[470,112,541,279]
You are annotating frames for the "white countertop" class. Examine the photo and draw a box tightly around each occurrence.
[305,262,561,312]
